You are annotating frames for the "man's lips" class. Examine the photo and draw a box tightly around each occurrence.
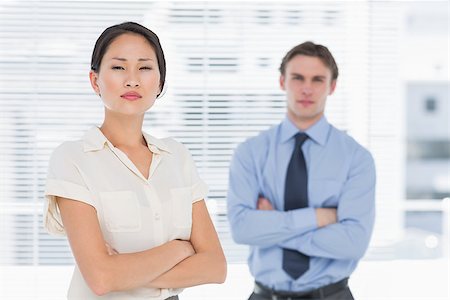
[297,100,314,106]
[121,92,142,100]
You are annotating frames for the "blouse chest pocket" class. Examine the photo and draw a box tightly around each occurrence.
[170,187,192,230]
[99,190,142,232]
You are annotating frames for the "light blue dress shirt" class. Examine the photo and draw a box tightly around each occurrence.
[227,116,376,292]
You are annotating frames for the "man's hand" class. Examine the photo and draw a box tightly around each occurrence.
[257,196,274,210]
[315,208,338,227]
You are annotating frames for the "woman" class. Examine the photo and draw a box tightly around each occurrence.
[44,22,226,300]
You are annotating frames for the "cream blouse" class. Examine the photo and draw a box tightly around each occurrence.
[44,127,208,300]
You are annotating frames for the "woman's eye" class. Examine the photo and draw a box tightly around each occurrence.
[140,66,152,70]
[112,66,124,70]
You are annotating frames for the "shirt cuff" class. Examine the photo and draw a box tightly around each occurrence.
[280,207,316,250]
[191,180,209,203]
[44,179,94,235]
[288,207,317,232]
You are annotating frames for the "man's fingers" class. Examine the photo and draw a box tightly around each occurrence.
[257,197,274,210]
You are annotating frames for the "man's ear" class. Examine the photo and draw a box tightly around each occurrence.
[279,74,286,91]
[89,70,100,95]
[329,79,337,95]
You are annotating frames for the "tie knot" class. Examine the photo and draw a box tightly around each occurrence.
[294,133,308,147]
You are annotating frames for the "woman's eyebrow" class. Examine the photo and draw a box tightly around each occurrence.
[111,57,154,61]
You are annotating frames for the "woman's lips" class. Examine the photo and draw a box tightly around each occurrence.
[121,92,142,101]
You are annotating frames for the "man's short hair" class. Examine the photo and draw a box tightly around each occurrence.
[279,41,339,80]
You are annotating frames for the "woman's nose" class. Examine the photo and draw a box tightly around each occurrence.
[125,80,140,88]
[125,73,140,88]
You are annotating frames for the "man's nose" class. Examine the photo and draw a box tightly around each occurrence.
[302,84,312,95]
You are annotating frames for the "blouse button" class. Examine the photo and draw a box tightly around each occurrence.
[154,213,160,220]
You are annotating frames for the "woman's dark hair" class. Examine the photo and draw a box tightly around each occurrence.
[91,22,166,96]
[279,41,338,80]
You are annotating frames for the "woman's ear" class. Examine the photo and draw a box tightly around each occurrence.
[89,70,100,96]
[156,83,165,99]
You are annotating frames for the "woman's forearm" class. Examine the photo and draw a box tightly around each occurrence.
[143,200,227,289]
[93,240,194,295]
[145,250,227,289]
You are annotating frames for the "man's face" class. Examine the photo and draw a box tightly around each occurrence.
[280,54,336,128]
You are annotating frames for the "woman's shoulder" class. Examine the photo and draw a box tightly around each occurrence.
[49,139,85,162]
[160,137,186,151]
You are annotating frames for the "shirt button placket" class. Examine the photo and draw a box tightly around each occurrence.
[145,185,164,245]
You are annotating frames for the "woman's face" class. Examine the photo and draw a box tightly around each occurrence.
[89,33,161,116]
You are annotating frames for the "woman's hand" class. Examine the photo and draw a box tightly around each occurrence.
[174,239,196,258]
[144,200,227,289]
[105,243,119,255]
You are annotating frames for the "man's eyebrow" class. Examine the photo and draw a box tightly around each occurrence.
[290,73,327,79]
[111,57,154,61]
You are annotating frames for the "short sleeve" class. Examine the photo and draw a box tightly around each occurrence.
[43,143,94,235]
[181,145,208,204]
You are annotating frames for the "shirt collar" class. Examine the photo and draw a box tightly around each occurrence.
[142,131,172,154]
[280,115,330,146]
[83,127,108,152]
[83,126,172,154]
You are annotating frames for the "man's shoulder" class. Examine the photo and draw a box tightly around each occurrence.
[329,125,373,159]
[232,124,279,165]
[237,124,278,151]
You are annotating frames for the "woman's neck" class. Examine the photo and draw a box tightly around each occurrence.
[99,112,146,148]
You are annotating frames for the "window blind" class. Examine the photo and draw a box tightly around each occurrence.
[0,0,402,265]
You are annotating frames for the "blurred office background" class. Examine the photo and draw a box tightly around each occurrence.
[0,0,448,299]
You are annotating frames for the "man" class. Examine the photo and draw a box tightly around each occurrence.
[227,42,376,300]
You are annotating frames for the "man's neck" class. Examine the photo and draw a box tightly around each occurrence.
[286,112,323,131]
